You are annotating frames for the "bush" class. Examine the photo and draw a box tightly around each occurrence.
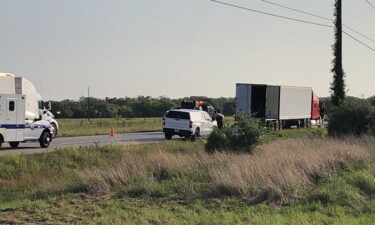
[328,100,375,137]
[370,110,375,134]
[205,128,228,153]
[226,115,263,151]
[205,115,263,153]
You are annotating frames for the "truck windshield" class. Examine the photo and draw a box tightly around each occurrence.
[166,111,190,120]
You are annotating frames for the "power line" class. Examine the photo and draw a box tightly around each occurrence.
[343,31,375,52]
[363,0,375,10]
[261,0,332,21]
[260,0,375,44]
[344,25,375,44]
[208,0,375,53]
[209,0,332,28]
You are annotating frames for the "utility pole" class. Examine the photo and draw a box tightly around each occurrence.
[331,0,345,106]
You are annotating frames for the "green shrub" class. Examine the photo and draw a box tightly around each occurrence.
[205,115,263,153]
[225,115,263,151]
[370,110,375,134]
[328,100,375,137]
[205,128,228,153]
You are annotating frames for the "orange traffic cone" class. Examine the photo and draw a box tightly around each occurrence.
[110,127,116,136]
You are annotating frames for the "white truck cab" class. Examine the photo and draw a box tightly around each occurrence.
[0,94,54,149]
[39,102,59,138]
[162,109,217,141]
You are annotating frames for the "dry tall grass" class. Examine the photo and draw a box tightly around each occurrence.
[78,137,375,202]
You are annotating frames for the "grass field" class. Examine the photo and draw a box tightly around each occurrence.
[57,117,237,137]
[0,135,374,224]
[57,117,324,138]
[58,118,162,137]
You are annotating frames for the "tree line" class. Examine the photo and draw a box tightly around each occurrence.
[50,95,374,119]
[50,96,236,119]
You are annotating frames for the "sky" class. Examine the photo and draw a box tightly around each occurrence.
[0,0,374,101]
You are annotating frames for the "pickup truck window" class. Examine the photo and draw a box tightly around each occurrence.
[166,111,190,120]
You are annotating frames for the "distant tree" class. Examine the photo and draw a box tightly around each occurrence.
[50,100,74,118]
[222,100,235,116]
[48,96,235,119]
[331,0,346,106]
[118,105,134,118]
[368,96,375,107]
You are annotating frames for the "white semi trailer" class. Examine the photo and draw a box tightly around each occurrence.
[236,83,317,130]
[0,73,59,138]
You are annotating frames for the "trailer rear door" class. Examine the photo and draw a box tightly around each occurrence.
[265,86,280,119]
[235,84,252,114]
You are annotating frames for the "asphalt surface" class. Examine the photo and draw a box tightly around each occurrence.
[0,132,166,155]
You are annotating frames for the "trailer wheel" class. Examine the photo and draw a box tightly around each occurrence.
[165,133,173,140]
[39,132,51,148]
[9,142,20,148]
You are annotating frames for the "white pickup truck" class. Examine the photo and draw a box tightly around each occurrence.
[162,109,217,141]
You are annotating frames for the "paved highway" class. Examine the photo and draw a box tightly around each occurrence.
[0,132,166,155]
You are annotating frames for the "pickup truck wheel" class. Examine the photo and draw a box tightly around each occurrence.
[39,132,51,148]
[9,142,20,148]
[165,133,173,140]
[190,128,200,142]
[0,136,3,149]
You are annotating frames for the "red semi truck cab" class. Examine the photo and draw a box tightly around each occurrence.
[311,93,320,120]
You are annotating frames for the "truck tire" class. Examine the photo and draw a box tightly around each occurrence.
[165,133,173,140]
[39,132,51,148]
[190,128,200,142]
[9,142,20,148]
[0,136,3,149]
[51,123,58,139]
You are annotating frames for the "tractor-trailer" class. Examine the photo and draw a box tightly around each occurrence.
[235,83,320,129]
